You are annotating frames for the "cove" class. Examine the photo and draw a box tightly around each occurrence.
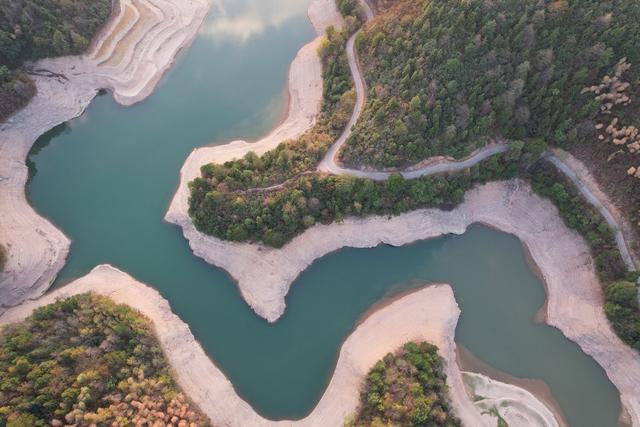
[26,0,622,425]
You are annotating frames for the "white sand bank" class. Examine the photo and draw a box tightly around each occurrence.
[0,265,493,426]
[166,179,640,425]
[0,0,213,311]
[463,372,559,427]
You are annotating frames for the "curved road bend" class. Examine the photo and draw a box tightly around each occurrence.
[320,0,637,271]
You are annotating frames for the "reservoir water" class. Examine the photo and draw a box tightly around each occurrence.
[26,0,623,425]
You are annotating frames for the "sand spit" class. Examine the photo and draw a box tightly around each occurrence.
[0,0,213,311]
[0,265,557,426]
[167,179,640,424]
[463,372,559,427]
[165,0,344,228]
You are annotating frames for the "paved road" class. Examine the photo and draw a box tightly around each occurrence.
[320,0,638,272]
[545,152,637,271]
[317,0,512,181]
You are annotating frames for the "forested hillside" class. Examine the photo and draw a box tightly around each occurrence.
[0,294,209,426]
[340,0,640,168]
[0,0,111,121]
[348,341,460,426]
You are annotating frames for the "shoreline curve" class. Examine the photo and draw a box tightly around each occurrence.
[166,177,640,425]
[0,265,558,427]
[165,0,344,230]
[0,0,214,311]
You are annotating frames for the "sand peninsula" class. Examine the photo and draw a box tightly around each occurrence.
[0,0,213,311]
[0,265,560,427]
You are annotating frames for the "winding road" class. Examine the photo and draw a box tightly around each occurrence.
[316,0,637,272]
[316,0,512,180]
[545,151,638,271]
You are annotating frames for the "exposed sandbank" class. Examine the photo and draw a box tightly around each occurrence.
[457,345,568,427]
[0,0,213,311]
[0,265,557,426]
[463,372,559,427]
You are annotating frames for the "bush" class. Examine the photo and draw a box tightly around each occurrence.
[528,161,639,350]
[190,145,535,248]
[350,341,461,427]
[604,282,640,349]
[340,0,640,168]
[0,244,5,271]
[0,294,210,426]
[0,0,112,121]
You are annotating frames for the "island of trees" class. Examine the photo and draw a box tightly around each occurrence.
[0,0,112,121]
[0,293,209,426]
[347,341,460,427]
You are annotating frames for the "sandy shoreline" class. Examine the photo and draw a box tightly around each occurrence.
[0,265,558,426]
[165,0,344,230]
[0,0,213,311]
[457,345,568,427]
[166,178,640,424]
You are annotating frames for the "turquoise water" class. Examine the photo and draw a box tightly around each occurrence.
[26,0,622,425]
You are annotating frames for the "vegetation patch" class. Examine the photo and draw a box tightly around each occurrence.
[190,142,543,247]
[340,0,640,168]
[0,0,112,121]
[0,294,209,426]
[0,68,35,121]
[0,244,5,272]
[347,341,461,427]
[528,160,640,350]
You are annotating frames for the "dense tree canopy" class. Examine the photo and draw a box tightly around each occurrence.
[0,0,111,66]
[0,294,209,426]
[0,0,111,121]
[340,0,640,167]
[348,341,461,427]
[190,141,543,247]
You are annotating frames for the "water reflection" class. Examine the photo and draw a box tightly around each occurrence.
[201,0,309,42]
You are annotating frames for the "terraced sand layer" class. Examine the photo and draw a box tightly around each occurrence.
[0,0,213,311]
[0,265,558,427]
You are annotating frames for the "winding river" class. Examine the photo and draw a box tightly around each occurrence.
[26,0,623,425]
